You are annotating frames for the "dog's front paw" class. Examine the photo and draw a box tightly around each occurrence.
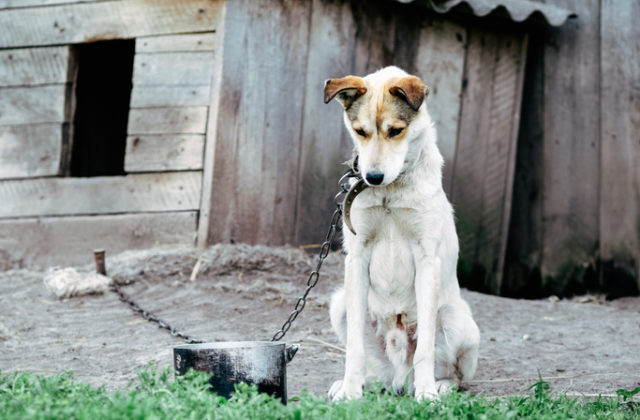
[414,380,438,402]
[328,378,363,401]
[415,388,438,402]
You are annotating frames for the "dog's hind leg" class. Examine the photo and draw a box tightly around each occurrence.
[434,301,480,393]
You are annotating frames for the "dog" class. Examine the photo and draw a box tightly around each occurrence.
[324,66,480,401]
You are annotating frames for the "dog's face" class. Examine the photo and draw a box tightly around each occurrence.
[324,67,430,186]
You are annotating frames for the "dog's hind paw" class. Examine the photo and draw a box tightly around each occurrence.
[328,379,363,401]
[436,379,456,395]
[328,380,343,399]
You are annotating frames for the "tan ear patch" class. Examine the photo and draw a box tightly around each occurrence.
[388,76,429,111]
[324,75,367,108]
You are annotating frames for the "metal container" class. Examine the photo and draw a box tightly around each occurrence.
[173,341,298,403]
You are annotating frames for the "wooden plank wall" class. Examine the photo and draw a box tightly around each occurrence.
[505,0,640,296]
[0,212,198,267]
[203,0,526,297]
[0,0,223,48]
[0,46,68,180]
[126,32,217,172]
[207,0,314,245]
[6,0,636,296]
[0,1,223,266]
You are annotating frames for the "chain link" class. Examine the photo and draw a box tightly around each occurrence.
[110,281,206,344]
[271,168,355,342]
[108,166,358,345]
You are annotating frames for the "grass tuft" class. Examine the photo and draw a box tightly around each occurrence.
[0,367,638,419]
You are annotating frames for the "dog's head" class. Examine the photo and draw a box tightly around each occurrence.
[324,66,430,187]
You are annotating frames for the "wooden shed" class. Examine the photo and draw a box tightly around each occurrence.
[3,0,637,299]
[0,0,571,280]
[0,0,224,267]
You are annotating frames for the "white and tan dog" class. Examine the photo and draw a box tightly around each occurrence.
[324,66,480,401]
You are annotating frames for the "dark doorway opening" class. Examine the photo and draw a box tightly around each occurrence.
[70,39,134,177]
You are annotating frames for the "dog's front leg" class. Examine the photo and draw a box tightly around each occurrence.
[332,249,370,400]
[412,243,440,401]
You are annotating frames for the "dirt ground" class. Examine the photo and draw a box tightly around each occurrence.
[1,244,638,399]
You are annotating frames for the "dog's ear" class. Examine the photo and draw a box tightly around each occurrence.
[324,76,367,108]
[388,76,430,111]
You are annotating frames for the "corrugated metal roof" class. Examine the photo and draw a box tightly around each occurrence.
[395,0,577,26]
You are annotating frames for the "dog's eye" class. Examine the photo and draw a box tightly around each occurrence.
[354,128,367,137]
[388,127,404,138]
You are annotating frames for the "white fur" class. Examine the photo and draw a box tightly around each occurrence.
[328,66,480,401]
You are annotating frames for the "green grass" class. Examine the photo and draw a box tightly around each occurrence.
[1,367,638,420]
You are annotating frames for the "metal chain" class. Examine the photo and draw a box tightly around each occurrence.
[110,281,206,344]
[104,165,359,345]
[271,166,357,342]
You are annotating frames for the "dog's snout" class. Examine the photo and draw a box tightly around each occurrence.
[365,171,384,185]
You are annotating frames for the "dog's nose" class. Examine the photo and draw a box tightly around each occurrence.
[365,171,384,185]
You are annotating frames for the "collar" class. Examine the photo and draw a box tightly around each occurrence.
[340,156,410,235]
[342,178,368,235]
[340,156,369,235]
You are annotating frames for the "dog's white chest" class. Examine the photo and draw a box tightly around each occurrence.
[362,205,419,319]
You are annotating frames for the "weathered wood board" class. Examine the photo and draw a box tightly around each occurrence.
[0,0,99,8]
[129,85,211,108]
[136,33,216,53]
[207,0,311,245]
[124,134,204,172]
[413,19,466,193]
[540,0,600,290]
[0,211,197,267]
[196,6,227,247]
[0,172,202,218]
[0,0,224,49]
[482,34,527,294]
[0,85,66,125]
[452,29,497,273]
[127,107,208,134]
[0,123,61,179]
[600,0,640,291]
[0,47,68,87]
[451,28,527,294]
[133,52,215,86]
[502,35,546,296]
[292,0,357,245]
